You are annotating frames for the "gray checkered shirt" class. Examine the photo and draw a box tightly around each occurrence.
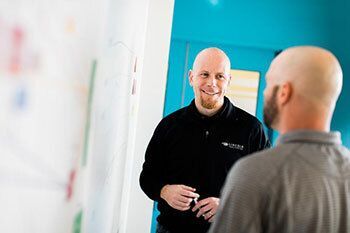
[209,130,350,233]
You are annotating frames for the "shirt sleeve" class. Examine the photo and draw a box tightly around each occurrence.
[248,121,271,153]
[139,122,167,201]
[208,158,266,233]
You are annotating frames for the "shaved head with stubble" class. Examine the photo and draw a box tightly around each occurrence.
[263,46,343,134]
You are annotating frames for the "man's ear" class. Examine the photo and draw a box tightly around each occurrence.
[188,70,193,86]
[279,82,292,105]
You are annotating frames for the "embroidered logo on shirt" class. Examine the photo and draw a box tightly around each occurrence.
[221,142,244,150]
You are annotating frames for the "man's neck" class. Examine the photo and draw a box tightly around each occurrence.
[277,113,331,135]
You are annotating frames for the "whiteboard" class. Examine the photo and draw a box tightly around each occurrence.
[0,0,103,232]
[0,0,173,232]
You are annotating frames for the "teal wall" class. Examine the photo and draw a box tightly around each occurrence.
[152,1,350,231]
[169,0,350,146]
[329,0,350,146]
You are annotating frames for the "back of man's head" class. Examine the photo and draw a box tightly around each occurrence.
[264,46,343,132]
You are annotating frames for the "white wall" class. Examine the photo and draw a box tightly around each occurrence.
[119,0,174,232]
[83,0,174,232]
[83,0,151,232]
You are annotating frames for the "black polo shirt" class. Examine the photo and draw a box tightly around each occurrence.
[140,97,270,233]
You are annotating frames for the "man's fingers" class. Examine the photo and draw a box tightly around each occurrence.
[180,185,196,191]
[192,202,200,212]
[163,184,201,211]
[173,200,191,208]
[181,190,200,199]
[199,203,212,215]
[178,206,191,211]
[192,198,210,212]
[207,214,215,222]
[196,204,212,218]
[176,195,193,204]
[172,201,191,211]
[179,186,200,199]
[197,198,211,207]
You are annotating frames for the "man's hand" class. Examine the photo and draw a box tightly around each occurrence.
[160,184,200,211]
[192,197,219,222]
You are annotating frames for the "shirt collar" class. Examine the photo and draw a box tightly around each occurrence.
[277,130,342,145]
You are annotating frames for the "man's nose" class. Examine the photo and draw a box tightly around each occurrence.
[206,75,217,86]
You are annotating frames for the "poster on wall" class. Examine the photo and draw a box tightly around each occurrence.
[226,69,260,116]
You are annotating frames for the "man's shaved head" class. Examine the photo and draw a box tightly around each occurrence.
[267,46,343,109]
[264,46,343,132]
[192,47,231,73]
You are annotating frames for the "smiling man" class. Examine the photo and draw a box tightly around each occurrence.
[139,47,270,233]
[190,48,230,116]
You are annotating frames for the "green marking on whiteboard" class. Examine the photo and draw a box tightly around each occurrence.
[82,59,97,167]
[73,210,83,233]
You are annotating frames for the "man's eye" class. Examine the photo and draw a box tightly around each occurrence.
[200,73,208,77]
[217,75,225,79]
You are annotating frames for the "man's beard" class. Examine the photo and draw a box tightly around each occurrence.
[263,86,279,128]
[200,93,222,109]
[201,98,217,109]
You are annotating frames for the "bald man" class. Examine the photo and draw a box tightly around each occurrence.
[140,48,270,233]
[209,46,350,233]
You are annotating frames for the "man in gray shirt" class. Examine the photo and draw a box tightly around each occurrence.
[209,46,350,233]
